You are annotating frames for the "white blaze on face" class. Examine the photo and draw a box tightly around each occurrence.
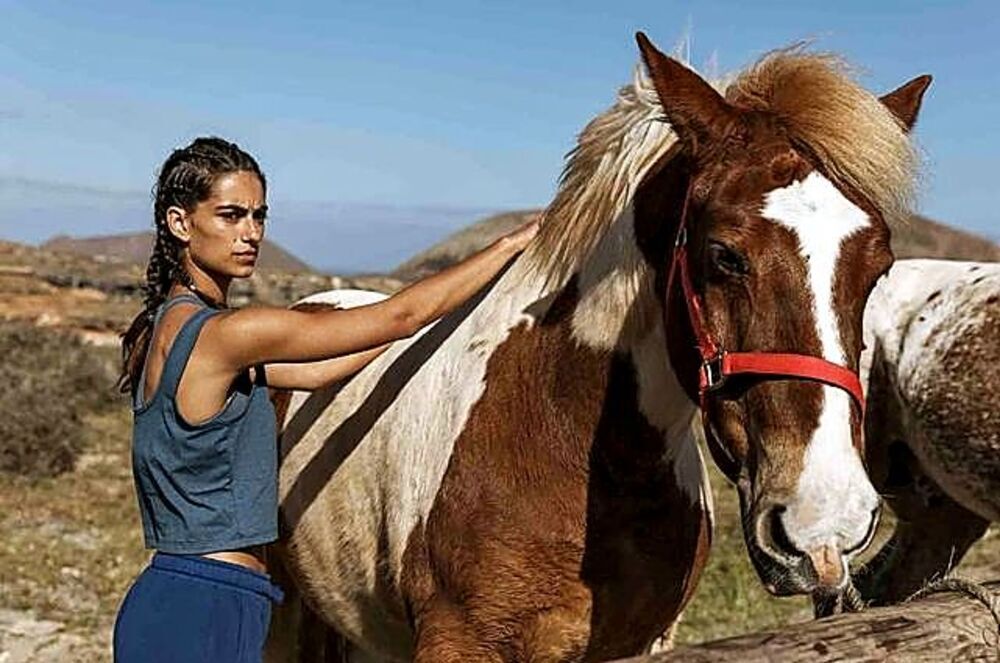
[760,172,880,556]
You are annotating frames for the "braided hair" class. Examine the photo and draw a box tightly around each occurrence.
[118,136,266,394]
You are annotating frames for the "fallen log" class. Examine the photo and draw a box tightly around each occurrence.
[619,580,1000,662]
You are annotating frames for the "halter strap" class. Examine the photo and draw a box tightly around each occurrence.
[666,182,866,414]
[702,353,864,407]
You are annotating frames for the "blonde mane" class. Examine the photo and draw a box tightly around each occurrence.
[525,47,919,287]
[525,66,679,287]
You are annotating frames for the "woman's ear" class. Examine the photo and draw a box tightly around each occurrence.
[166,206,191,243]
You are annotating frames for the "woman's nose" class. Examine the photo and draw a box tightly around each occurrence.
[241,219,264,243]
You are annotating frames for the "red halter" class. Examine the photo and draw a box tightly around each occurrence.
[666,186,866,415]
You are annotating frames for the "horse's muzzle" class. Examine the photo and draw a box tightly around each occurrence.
[742,495,880,597]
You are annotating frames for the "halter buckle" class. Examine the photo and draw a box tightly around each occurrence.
[702,353,726,392]
[674,226,688,248]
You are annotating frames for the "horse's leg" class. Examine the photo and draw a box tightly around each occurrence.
[344,646,390,663]
[300,601,354,662]
[264,584,364,662]
[264,544,357,663]
[860,498,988,605]
[264,547,304,662]
[412,597,503,663]
[858,441,990,605]
[263,597,301,662]
[858,358,991,605]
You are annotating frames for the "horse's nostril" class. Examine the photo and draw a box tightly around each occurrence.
[761,504,803,559]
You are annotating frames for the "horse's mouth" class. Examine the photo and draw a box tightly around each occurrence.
[737,487,850,598]
[751,551,847,598]
[742,527,854,598]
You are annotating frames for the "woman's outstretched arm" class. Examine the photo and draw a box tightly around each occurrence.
[264,344,391,390]
[204,219,539,376]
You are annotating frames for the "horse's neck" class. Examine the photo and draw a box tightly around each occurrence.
[555,205,697,444]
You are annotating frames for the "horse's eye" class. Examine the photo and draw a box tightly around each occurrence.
[708,241,750,277]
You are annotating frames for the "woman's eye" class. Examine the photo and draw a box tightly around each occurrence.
[708,241,750,277]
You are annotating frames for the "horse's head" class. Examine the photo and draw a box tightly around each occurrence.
[634,33,929,597]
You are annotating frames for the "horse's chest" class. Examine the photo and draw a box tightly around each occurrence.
[394,317,712,658]
[575,469,712,657]
[403,456,711,660]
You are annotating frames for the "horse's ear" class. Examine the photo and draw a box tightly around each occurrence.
[879,75,932,132]
[635,31,737,151]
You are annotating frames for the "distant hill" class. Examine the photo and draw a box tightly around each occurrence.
[893,214,1000,261]
[41,232,315,273]
[1,176,496,274]
[0,237,402,322]
[394,210,999,279]
[393,210,539,280]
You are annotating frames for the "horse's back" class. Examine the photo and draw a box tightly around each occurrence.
[869,259,1000,521]
[296,288,391,309]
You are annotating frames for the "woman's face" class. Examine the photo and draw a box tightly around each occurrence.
[169,170,267,280]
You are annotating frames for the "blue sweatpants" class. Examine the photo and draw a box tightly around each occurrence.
[113,552,285,662]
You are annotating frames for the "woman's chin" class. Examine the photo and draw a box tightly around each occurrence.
[230,264,256,278]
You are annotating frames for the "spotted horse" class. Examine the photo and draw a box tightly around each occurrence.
[848,258,1000,606]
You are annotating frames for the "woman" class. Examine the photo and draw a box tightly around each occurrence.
[113,136,538,662]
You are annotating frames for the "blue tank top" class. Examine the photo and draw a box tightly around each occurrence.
[131,294,278,554]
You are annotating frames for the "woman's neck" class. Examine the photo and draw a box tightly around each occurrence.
[169,278,228,309]
[176,258,230,307]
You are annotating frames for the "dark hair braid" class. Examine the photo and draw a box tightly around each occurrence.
[118,136,266,394]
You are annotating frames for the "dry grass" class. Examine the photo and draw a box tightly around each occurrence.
[0,242,997,652]
[0,314,995,653]
[0,324,122,477]
[0,409,148,636]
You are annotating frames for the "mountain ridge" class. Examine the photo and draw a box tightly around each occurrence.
[41,231,315,273]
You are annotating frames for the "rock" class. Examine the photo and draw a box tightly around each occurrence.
[0,608,109,663]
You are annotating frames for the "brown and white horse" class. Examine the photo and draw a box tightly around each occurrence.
[855,258,1000,604]
[268,34,929,661]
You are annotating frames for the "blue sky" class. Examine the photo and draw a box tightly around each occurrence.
[0,0,997,269]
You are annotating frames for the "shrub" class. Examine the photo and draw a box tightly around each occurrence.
[0,321,120,477]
